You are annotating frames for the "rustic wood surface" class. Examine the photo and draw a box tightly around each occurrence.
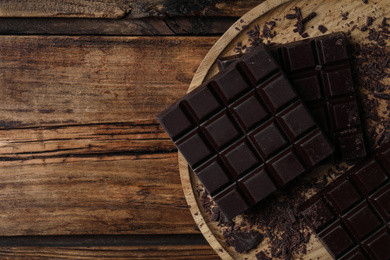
[0,0,253,254]
[0,35,219,236]
[181,0,390,259]
[0,245,218,260]
[0,0,259,18]
[4,0,387,259]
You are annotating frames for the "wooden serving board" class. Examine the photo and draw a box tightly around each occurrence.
[179,0,390,259]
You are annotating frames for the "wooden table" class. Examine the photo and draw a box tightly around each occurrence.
[0,1,265,259]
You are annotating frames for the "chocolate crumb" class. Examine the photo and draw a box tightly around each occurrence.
[266,21,276,30]
[286,14,297,19]
[194,225,200,231]
[302,12,317,24]
[301,32,309,38]
[287,8,317,38]
[382,18,388,27]
[225,230,263,254]
[210,207,220,222]
[341,12,349,20]
[318,25,328,33]
[367,16,374,27]
[361,26,368,32]
[256,251,271,260]
[362,0,368,4]
[374,93,390,100]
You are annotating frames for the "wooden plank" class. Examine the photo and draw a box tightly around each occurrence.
[0,0,131,18]
[0,36,219,235]
[0,0,261,19]
[0,36,216,128]
[0,234,209,247]
[0,245,219,259]
[0,120,174,162]
[128,0,263,18]
[0,151,192,235]
[0,121,202,235]
[0,17,237,36]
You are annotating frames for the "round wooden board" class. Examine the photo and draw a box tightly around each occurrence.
[179,0,390,259]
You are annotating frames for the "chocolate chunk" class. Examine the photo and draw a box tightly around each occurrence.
[157,45,333,220]
[299,142,390,259]
[367,16,374,26]
[341,12,349,20]
[256,251,271,260]
[217,33,366,162]
[301,32,309,38]
[229,230,263,253]
[318,25,328,33]
[286,14,297,19]
[302,12,317,24]
[382,17,388,27]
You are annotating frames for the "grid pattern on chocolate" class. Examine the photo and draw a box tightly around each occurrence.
[299,143,390,260]
[218,33,366,162]
[157,46,334,220]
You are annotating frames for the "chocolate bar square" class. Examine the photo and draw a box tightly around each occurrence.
[158,45,333,219]
[299,143,390,259]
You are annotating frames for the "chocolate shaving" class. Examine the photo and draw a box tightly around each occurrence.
[318,25,328,33]
[367,16,374,27]
[286,13,297,19]
[266,21,276,30]
[341,12,349,20]
[374,93,390,100]
[302,12,317,24]
[382,18,388,27]
[224,230,263,253]
[256,251,272,260]
[286,7,316,38]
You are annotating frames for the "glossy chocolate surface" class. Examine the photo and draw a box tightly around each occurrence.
[299,143,390,260]
[157,46,334,220]
[217,33,366,162]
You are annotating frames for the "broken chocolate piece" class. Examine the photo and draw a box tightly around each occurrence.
[299,142,390,259]
[217,33,367,162]
[318,25,328,33]
[229,230,263,253]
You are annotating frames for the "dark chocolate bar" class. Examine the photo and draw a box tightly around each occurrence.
[299,142,390,260]
[218,33,366,162]
[157,45,334,220]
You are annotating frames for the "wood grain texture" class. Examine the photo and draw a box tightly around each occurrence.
[128,0,263,18]
[0,36,216,128]
[0,245,219,259]
[0,36,219,235]
[0,143,194,235]
[0,0,262,19]
[0,17,237,36]
[0,0,131,18]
